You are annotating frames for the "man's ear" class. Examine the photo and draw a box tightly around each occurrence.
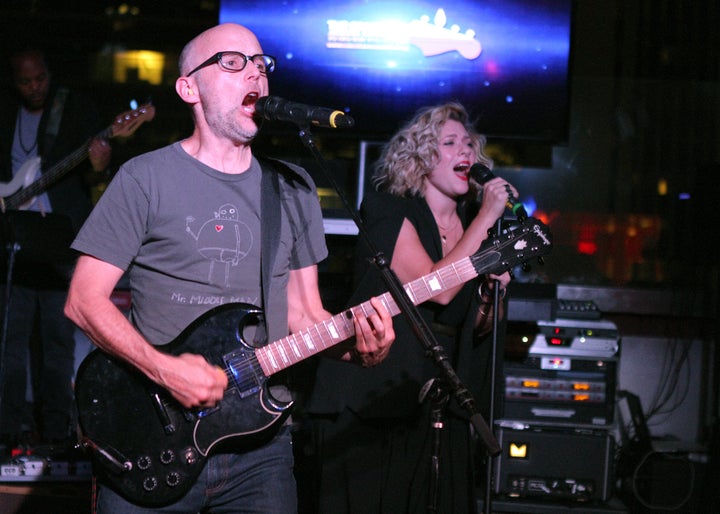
[175,76,198,103]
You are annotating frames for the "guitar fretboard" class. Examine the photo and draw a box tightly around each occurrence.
[6,139,94,210]
[255,255,480,376]
[253,216,552,377]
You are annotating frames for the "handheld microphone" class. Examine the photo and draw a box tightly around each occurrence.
[469,163,527,222]
[254,96,354,129]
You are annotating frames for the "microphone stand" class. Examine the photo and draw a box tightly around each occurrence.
[293,124,502,465]
[0,214,22,443]
[482,214,509,514]
[418,377,450,514]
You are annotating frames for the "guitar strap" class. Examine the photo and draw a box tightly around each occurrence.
[41,87,69,154]
[258,156,283,344]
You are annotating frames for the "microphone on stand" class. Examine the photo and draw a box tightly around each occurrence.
[254,96,354,129]
[469,163,527,222]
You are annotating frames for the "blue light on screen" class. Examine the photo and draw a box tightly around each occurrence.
[219,0,572,140]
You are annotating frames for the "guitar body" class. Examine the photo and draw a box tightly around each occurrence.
[0,156,41,209]
[75,302,290,507]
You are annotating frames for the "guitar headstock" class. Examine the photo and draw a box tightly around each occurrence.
[109,104,156,139]
[471,216,553,276]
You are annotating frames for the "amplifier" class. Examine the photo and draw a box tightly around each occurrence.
[532,318,619,358]
[493,426,614,502]
[501,354,617,427]
[501,317,619,427]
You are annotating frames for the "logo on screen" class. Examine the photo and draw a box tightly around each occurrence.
[326,8,482,60]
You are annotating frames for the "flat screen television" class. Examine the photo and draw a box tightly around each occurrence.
[219,0,574,142]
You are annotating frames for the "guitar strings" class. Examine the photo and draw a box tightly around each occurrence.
[215,251,511,392]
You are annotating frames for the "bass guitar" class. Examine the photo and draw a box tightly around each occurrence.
[75,216,552,506]
[0,104,155,212]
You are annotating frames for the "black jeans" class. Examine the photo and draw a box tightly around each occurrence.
[0,284,76,441]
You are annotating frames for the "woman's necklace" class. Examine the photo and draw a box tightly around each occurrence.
[17,109,39,155]
[436,215,460,245]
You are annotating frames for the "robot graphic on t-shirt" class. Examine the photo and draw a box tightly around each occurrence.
[185,203,253,286]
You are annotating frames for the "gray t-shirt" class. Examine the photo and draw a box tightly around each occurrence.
[72,142,328,348]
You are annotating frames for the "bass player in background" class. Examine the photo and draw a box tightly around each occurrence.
[0,47,111,453]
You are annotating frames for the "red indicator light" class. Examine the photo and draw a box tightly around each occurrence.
[549,337,563,345]
[577,241,597,255]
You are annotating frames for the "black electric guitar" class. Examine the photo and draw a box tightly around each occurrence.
[0,104,155,212]
[74,217,552,506]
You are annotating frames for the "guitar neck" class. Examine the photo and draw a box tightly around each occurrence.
[6,125,112,210]
[255,255,477,376]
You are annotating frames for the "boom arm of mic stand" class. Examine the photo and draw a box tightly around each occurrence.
[295,127,501,456]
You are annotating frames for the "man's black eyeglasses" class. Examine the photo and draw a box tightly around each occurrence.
[186,51,276,77]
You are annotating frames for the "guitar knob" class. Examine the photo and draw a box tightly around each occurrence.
[166,472,181,487]
[183,447,198,466]
[142,476,158,491]
[160,449,175,465]
[137,455,152,470]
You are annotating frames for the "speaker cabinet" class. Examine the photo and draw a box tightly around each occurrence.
[493,426,614,502]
